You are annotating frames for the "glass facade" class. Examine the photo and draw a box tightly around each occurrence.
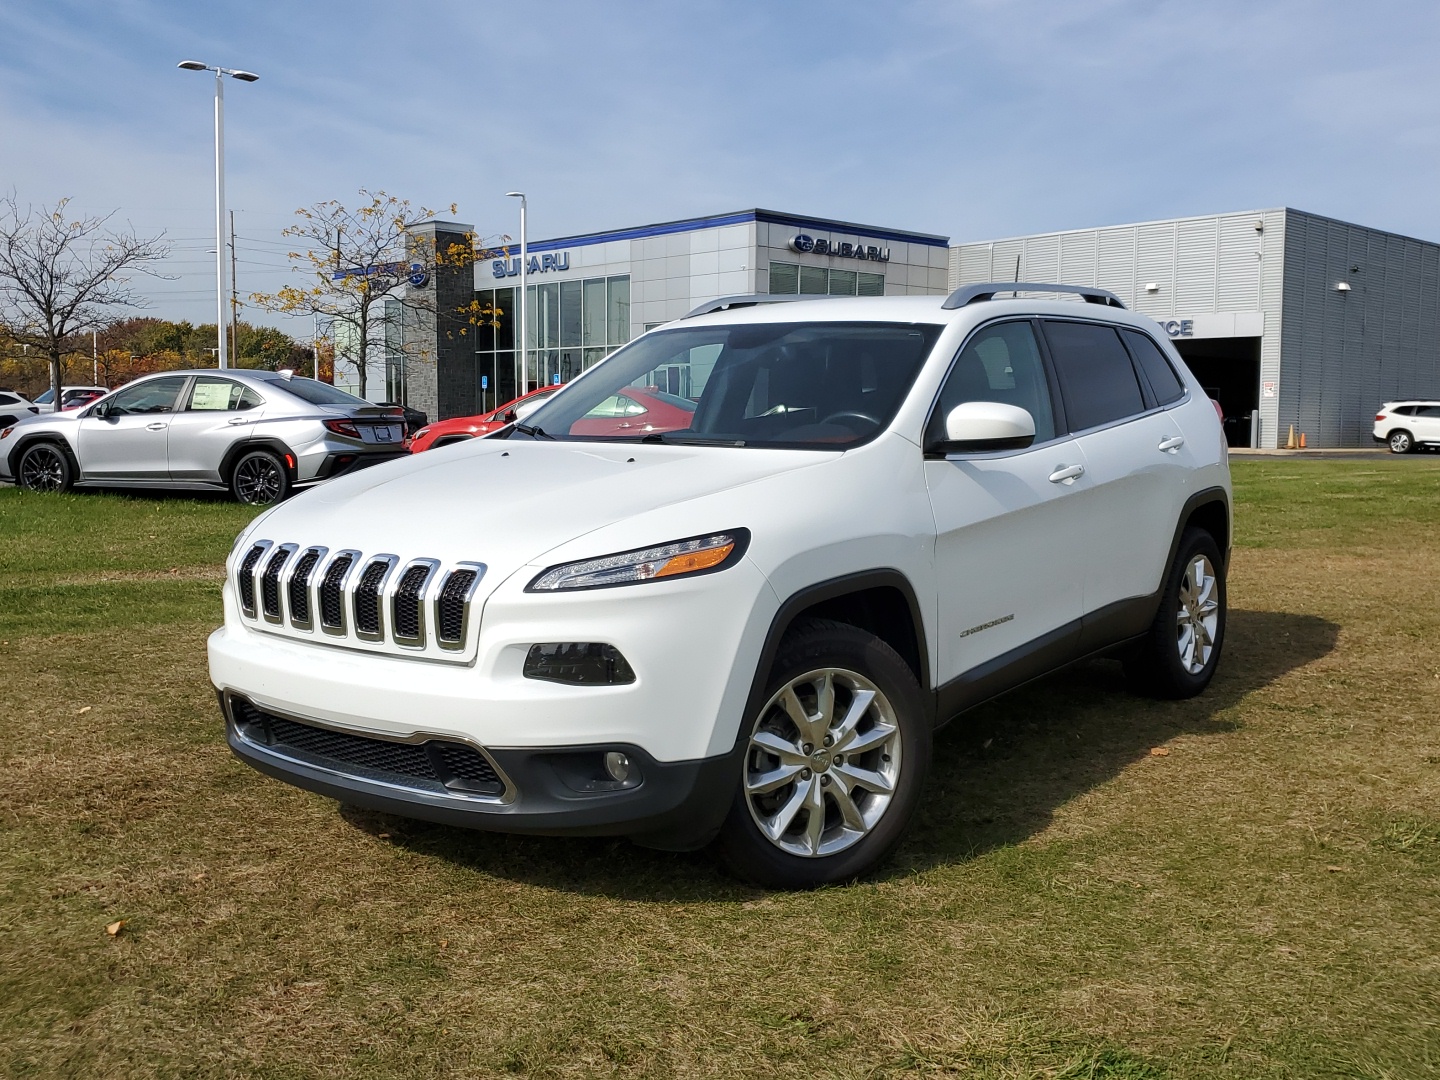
[769,261,885,297]
[469,275,630,411]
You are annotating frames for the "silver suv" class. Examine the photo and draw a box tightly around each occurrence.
[0,369,409,505]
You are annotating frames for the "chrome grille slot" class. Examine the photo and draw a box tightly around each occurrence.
[237,541,271,619]
[287,547,324,630]
[260,544,296,623]
[319,552,356,633]
[391,561,436,647]
[436,566,484,649]
[352,556,397,640]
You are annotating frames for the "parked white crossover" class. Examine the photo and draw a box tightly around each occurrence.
[210,284,1231,887]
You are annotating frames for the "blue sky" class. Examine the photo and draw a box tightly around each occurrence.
[2,0,1437,335]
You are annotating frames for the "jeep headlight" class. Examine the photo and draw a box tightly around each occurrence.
[527,530,749,591]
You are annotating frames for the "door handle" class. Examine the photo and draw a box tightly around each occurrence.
[1158,435,1185,453]
[227,416,250,425]
[1048,463,1084,484]
[146,422,167,431]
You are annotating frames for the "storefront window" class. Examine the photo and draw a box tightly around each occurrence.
[769,260,885,297]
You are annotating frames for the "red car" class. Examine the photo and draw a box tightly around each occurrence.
[409,385,696,451]
[409,385,562,452]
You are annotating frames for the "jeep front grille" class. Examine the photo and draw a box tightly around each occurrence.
[229,695,506,798]
[234,541,483,655]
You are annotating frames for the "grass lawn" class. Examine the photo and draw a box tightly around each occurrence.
[2,463,1438,1079]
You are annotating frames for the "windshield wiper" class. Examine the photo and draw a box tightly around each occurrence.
[639,431,745,446]
[514,422,554,440]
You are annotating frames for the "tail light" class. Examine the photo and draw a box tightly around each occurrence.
[324,418,361,438]
[1375,414,1386,422]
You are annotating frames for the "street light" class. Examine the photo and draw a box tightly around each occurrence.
[179,59,259,369]
[506,191,528,395]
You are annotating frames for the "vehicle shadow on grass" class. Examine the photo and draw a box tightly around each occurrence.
[342,608,1339,900]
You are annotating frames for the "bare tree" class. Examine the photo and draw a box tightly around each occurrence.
[251,190,475,400]
[0,196,169,404]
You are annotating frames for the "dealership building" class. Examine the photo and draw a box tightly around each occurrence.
[359,205,1440,448]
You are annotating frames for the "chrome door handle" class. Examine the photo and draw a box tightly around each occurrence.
[1048,464,1084,484]
[146,422,167,431]
[1158,435,1185,453]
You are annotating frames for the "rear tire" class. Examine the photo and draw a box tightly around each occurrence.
[1125,527,1226,699]
[230,449,289,506]
[16,441,74,494]
[1389,429,1414,454]
[717,618,930,889]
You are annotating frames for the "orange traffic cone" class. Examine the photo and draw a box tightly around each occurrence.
[1299,432,1307,448]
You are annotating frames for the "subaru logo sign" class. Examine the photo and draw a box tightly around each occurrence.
[788,234,890,262]
[408,264,430,288]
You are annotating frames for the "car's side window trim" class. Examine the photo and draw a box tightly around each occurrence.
[921,316,1069,457]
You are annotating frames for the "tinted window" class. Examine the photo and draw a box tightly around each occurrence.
[188,377,263,411]
[107,376,189,416]
[1394,405,1416,415]
[273,377,370,407]
[1121,329,1185,405]
[926,321,1056,446]
[0,393,17,406]
[1415,405,1440,418]
[1041,321,1145,431]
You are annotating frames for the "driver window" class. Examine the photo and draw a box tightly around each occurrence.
[926,322,1056,447]
[106,377,188,416]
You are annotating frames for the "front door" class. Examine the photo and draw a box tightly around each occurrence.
[75,375,191,481]
[925,320,1086,684]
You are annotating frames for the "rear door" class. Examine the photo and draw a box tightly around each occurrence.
[75,375,191,480]
[166,376,266,481]
[1412,404,1440,445]
[1038,320,1194,622]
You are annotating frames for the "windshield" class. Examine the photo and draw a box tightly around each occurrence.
[273,377,372,407]
[518,321,942,449]
[34,389,54,404]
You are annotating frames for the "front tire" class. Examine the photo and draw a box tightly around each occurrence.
[717,618,930,889]
[1389,429,1414,454]
[1125,527,1226,699]
[230,449,289,506]
[16,441,74,494]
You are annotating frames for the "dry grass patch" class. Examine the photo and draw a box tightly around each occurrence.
[2,466,1439,1078]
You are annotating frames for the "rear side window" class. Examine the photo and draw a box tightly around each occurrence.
[1041,321,1145,432]
[1415,405,1440,418]
[188,377,263,411]
[1121,330,1185,405]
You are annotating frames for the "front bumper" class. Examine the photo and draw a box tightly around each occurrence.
[220,690,737,849]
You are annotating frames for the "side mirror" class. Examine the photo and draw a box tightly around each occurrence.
[87,401,109,419]
[503,409,517,423]
[929,401,1036,454]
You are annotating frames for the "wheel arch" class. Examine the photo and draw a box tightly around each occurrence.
[219,438,297,485]
[741,571,934,737]
[8,431,78,479]
[1175,487,1231,572]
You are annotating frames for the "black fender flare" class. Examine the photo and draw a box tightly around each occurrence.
[219,438,298,485]
[7,431,79,479]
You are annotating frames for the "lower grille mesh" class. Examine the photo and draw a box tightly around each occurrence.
[230,697,503,796]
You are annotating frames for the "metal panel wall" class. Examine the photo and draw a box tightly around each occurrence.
[1279,209,1440,446]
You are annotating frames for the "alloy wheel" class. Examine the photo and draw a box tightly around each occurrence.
[235,455,283,505]
[1176,554,1220,675]
[19,445,66,492]
[743,667,902,858]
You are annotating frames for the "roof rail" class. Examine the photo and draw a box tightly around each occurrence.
[942,282,1126,310]
[683,294,846,319]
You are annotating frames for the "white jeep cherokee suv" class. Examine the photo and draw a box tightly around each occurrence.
[209,283,1230,888]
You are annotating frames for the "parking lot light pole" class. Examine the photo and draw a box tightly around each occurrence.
[506,192,527,395]
[178,60,259,370]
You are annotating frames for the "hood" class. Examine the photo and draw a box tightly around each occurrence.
[246,437,831,587]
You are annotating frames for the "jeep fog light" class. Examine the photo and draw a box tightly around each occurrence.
[604,752,632,783]
[524,643,636,685]
[527,530,749,591]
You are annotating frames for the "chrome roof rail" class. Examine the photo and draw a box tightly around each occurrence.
[942,282,1126,310]
[683,294,848,319]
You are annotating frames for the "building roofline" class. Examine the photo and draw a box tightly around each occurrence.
[514,208,949,254]
[953,208,1288,247]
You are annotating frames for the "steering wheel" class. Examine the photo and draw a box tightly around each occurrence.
[819,410,879,428]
